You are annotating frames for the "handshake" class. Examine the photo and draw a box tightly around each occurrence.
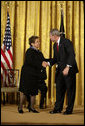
[42,61,49,68]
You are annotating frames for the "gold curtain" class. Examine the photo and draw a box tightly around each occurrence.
[1,1,84,106]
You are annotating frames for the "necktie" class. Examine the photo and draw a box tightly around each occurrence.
[57,43,59,52]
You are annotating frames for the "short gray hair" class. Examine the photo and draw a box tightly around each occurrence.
[50,29,62,36]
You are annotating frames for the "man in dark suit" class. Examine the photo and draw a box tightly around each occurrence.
[47,29,78,114]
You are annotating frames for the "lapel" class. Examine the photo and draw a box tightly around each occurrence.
[59,37,63,52]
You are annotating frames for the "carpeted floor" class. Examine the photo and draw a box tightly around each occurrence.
[1,104,84,125]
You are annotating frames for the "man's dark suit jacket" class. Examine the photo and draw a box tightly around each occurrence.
[49,37,78,74]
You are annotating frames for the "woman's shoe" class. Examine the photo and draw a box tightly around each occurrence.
[18,106,24,114]
[28,107,39,113]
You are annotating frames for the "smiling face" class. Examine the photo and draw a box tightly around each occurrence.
[31,38,40,49]
[50,34,59,43]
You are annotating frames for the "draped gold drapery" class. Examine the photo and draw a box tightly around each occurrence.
[1,1,84,106]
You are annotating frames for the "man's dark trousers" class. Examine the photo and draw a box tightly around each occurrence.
[54,68,76,112]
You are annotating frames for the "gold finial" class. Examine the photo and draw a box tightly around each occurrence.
[59,1,63,9]
[61,4,63,9]
[5,1,10,8]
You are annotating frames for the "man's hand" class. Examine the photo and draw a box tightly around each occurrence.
[62,66,70,76]
[42,61,49,68]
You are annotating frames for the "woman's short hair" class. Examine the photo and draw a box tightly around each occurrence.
[29,36,39,46]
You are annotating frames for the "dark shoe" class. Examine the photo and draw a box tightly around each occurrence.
[18,107,24,114]
[63,110,72,115]
[28,107,39,113]
[49,109,61,114]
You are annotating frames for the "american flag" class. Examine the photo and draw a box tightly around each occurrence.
[1,12,13,87]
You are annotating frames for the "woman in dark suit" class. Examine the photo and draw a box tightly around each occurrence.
[18,36,47,113]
